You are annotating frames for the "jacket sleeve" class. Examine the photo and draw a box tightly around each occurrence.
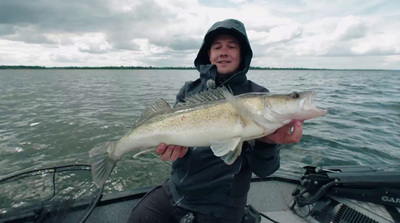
[245,140,281,178]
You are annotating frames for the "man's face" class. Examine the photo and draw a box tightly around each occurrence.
[208,34,241,75]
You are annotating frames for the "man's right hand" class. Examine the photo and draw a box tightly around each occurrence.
[156,143,188,161]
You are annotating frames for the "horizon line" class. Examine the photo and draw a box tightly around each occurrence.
[0,65,399,71]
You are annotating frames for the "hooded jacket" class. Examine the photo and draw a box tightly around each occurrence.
[168,19,280,221]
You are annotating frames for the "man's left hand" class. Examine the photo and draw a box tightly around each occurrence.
[257,120,303,144]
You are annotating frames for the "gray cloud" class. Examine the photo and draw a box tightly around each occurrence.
[0,0,399,69]
[0,0,184,51]
[5,25,57,44]
[78,46,109,54]
[160,35,201,51]
[0,0,109,31]
[332,16,367,41]
[0,24,15,36]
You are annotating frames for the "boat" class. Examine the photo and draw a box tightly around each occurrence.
[1,164,399,223]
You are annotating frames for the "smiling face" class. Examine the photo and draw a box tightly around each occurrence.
[208,34,241,75]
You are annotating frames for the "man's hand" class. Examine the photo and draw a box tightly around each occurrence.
[258,120,303,144]
[156,143,188,161]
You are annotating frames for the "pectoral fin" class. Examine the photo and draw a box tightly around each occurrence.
[210,137,241,157]
[221,141,243,165]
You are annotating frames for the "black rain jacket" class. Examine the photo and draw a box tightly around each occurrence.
[168,19,280,221]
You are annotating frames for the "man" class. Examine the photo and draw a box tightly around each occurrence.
[128,19,302,223]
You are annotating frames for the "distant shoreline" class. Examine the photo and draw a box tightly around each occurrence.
[0,65,398,71]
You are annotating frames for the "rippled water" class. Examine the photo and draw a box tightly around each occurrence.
[1,69,399,212]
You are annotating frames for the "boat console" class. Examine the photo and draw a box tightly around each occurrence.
[290,165,400,223]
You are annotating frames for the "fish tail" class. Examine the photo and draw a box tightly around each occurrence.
[89,141,118,187]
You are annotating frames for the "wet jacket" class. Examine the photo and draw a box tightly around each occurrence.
[168,19,280,221]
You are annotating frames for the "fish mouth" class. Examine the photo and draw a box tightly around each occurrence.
[264,91,327,120]
[298,91,327,118]
[299,91,316,111]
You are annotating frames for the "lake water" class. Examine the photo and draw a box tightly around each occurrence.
[0,69,399,212]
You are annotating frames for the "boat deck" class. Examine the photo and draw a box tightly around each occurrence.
[248,179,318,223]
[1,175,398,223]
[249,178,397,223]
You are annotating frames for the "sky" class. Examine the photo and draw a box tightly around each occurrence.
[0,0,399,69]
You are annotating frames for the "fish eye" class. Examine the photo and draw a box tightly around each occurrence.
[291,92,300,99]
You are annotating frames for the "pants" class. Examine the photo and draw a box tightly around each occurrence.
[127,182,239,223]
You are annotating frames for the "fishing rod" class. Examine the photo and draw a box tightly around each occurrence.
[78,162,116,223]
[79,150,170,223]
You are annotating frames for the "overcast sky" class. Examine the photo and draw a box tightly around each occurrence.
[0,0,399,69]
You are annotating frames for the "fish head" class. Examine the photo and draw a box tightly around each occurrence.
[264,91,327,121]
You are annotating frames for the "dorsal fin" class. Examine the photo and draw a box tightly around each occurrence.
[135,98,171,126]
[176,87,230,107]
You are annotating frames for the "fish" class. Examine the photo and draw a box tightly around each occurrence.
[89,88,327,187]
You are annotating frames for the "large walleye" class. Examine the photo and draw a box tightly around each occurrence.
[89,88,327,187]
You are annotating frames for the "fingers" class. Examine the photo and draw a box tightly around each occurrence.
[282,121,303,143]
[289,121,303,143]
[178,147,188,158]
[259,120,304,144]
[170,146,181,161]
[157,144,188,161]
[156,143,167,155]
[161,145,174,161]
[170,146,188,161]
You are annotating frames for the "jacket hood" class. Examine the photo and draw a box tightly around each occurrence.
[194,19,253,77]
